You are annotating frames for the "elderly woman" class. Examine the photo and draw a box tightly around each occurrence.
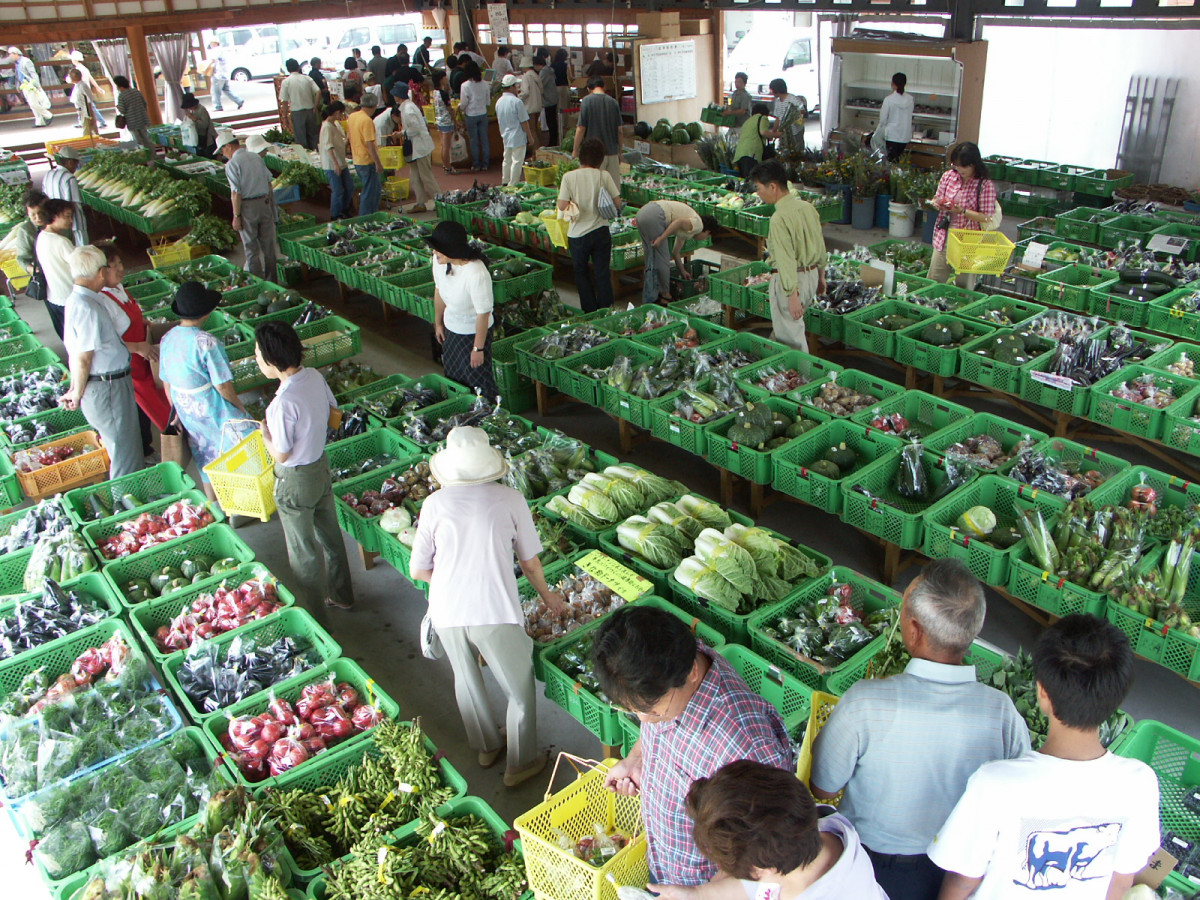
[410,426,566,787]
[636,200,718,306]
[34,198,76,339]
[427,221,498,400]
[158,281,254,499]
[255,320,354,624]
[652,760,888,900]
[558,136,621,312]
[97,244,170,462]
[58,245,145,479]
[394,83,439,214]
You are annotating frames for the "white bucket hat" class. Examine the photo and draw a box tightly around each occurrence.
[68,50,84,62]
[245,134,270,154]
[429,426,508,486]
[215,130,239,151]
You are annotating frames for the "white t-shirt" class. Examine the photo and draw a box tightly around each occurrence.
[928,752,1160,900]
[495,92,529,148]
[409,482,542,629]
[738,815,888,900]
[877,90,915,143]
[432,257,494,335]
[459,80,491,117]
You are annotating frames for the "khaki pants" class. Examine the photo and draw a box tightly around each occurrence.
[408,153,440,205]
[274,455,354,628]
[768,268,820,353]
[239,195,278,283]
[602,153,621,188]
[439,622,539,773]
[927,249,977,289]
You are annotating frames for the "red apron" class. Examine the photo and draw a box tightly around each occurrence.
[101,288,172,431]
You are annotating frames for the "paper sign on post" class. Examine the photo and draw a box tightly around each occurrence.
[633,140,650,155]
[1021,242,1049,270]
[487,3,511,45]
[575,550,653,602]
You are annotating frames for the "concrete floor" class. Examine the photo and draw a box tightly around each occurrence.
[3,160,1197,899]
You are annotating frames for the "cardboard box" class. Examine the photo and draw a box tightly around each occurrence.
[671,144,705,169]
[637,12,681,37]
[649,143,674,164]
[680,19,712,35]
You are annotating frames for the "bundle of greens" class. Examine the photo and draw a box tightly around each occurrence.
[322,813,528,900]
[258,719,455,871]
[1108,536,1199,637]
[271,160,327,197]
[494,289,573,339]
[185,214,238,252]
[529,324,610,360]
[75,152,212,220]
[505,434,598,501]
[324,360,382,399]
[66,785,294,900]
[0,181,26,223]
[544,465,684,532]
[24,732,216,879]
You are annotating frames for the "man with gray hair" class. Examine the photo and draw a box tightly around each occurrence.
[58,245,144,479]
[809,559,1029,900]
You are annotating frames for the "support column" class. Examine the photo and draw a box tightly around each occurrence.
[126,24,162,126]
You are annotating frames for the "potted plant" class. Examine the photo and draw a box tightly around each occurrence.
[904,170,943,244]
[850,155,878,230]
[887,168,918,238]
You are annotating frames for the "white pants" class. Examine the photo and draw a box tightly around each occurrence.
[769,268,819,352]
[503,144,526,186]
[439,622,539,772]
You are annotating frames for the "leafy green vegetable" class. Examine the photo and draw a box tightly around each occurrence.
[546,494,606,531]
[616,516,684,570]
[674,556,743,610]
[694,528,757,594]
[646,502,704,548]
[676,494,733,531]
[724,523,781,579]
[185,214,238,252]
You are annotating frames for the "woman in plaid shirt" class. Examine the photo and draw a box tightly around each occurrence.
[593,605,794,887]
[926,142,997,288]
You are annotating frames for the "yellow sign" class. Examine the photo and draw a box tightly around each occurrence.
[576,550,653,602]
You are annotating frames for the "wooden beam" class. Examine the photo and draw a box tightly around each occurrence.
[126,23,163,126]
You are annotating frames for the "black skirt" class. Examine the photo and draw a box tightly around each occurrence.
[442,328,498,403]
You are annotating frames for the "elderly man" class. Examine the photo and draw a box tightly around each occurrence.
[495,74,534,188]
[279,58,321,150]
[113,75,153,150]
[810,558,1031,900]
[43,145,88,247]
[729,72,753,127]
[592,605,793,887]
[59,245,144,479]
[8,47,52,127]
[68,69,97,138]
[219,131,278,282]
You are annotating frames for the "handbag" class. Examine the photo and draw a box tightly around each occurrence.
[25,247,47,301]
[596,188,619,221]
[419,613,444,660]
[401,136,414,158]
[976,180,1003,232]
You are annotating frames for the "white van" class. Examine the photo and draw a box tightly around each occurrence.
[324,15,445,60]
[725,26,820,113]
[209,25,286,81]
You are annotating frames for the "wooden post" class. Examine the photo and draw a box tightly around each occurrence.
[126,24,162,126]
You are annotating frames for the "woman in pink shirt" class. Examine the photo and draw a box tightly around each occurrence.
[926,141,997,288]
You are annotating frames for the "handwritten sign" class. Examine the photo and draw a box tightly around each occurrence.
[638,40,697,105]
[576,550,653,602]
[1021,241,1049,270]
[0,168,29,186]
[487,3,511,45]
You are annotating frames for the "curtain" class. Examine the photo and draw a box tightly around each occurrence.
[148,32,188,123]
[94,40,131,86]
[30,44,62,90]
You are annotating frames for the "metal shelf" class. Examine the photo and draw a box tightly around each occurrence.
[843,105,955,122]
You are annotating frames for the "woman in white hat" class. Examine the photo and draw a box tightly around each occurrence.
[410,426,566,788]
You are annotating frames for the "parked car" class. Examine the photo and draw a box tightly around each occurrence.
[725,26,819,112]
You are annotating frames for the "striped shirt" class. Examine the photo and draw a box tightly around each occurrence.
[810,657,1030,856]
[116,87,150,131]
[931,170,998,252]
[639,647,793,886]
[42,167,88,247]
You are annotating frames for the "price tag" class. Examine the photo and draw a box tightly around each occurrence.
[0,168,29,186]
[633,140,650,155]
[1021,242,1049,270]
[1147,233,1189,256]
[1029,370,1076,392]
[575,549,653,601]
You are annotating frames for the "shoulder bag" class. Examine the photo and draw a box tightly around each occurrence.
[596,173,620,221]
[976,179,1003,232]
[25,242,47,301]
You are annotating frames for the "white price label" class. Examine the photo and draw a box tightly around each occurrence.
[1147,233,1189,255]
[1021,242,1049,269]
[1029,370,1076,391]
[0,168,29,185]
[633,140,650,155]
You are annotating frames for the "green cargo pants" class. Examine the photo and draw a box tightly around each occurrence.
[274,454,355,628]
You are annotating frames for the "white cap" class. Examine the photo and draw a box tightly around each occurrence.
[501,73,520,88]
[69,50,84,62]
[245,134,270,154]
[215,130,239,151]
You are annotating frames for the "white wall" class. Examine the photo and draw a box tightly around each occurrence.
[978,23,1200,187]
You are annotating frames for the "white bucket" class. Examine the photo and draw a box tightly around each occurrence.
[889,202,916,238]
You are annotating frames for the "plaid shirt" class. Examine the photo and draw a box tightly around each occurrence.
[639,647,793,886]
[931,169,997,252]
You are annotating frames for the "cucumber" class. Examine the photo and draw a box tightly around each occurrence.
[120,492,143,511]
[1119,267,1178,289]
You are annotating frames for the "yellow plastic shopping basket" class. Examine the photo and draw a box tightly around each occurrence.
[796,691,841,802]
[203,421,276,521]
[545,215,570,250]
[514,754,648,900]
[946,229,1016,276]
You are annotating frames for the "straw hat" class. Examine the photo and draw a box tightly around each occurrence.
[429,426,508,486]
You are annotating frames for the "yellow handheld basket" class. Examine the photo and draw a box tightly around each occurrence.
[545,216,570,250]
[524,164,558,187]
[203,422,276,522]
[946,229,1016,275]
[514,755,648,900]
[795,691,840,792]
[379,146,406,169]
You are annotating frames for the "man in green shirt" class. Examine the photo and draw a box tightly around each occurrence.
[729,72,753,126]
[751,160,826,352]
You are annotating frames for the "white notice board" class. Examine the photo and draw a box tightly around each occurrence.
[487,3,510,45]
[638,40,697,105]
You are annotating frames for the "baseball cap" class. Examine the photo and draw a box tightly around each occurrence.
[501,73,520,88]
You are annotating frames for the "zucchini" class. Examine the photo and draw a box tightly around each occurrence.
[120,492,143,511]
[88,494,110,521]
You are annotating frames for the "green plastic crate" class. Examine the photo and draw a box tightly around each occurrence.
[957,329,1054,396]
[1087,466,1200,541]
[922,475,1066,587]
[849,389,973,441]
[201,658,399,789]
[1161,385,1200,457]
[633,318,736,353]
[592,305,689,340]
[924,413,1049,474]
[894,316,996,377]
[82,491,225,559]
[1073,169,1135,197]
[840,448,976,550]
[733,350,842,397]
[63,461,196,526]
[787,369,906,422]
[1007,534,1108,620]
[1020,358,1102,417]
[0,571,122,668]
[999,437,1130,502]
[704,397,813,485]
[514,323,608,386]
[128,562,295,662]
[1008,159,1053,185]
[1144,342,1200,381]
[1039,164,1091,192]
[1159,550,1200,680]
[539,618,629,745]
[955,296,1047,329]
[332,460,426,553]
[354,373,468,429]
[1034,265,1120,312]
[842,300,935,359]
[1087,365,1198,441]
[552,338,645,408]
[647,380,769,459]
[1017,217,1058,242]
[718,645,813,739]
[0,406,90,450]
[747,567,901,691]
[101,523,256,608]
[910,283,986,314]
[772,418,900,515]
[493,328,543,413]
[1089,283,1162,328]
[1098,214,1165,249]
[826,639,1006,697]
[326,428,422,482]
[1148,222,1200,262]
[162,607,342,722]
[710,261,770,310]
[0,348,65,380]
[1147,287,1200,341]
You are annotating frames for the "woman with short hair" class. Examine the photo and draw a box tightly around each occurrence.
[557,137,621,312]
[318,101,354,219]
[636,200,718,305]
[34,197,76,339]
[427,221,497,400]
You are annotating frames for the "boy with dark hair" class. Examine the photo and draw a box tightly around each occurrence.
[929,614,1159,900]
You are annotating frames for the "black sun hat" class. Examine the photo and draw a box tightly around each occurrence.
[172,280,223,319]
[425,220,479,261]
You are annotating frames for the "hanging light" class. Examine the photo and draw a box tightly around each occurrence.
[431,0,448,30]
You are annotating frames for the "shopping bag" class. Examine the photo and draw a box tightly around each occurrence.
[450,133,469,164]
